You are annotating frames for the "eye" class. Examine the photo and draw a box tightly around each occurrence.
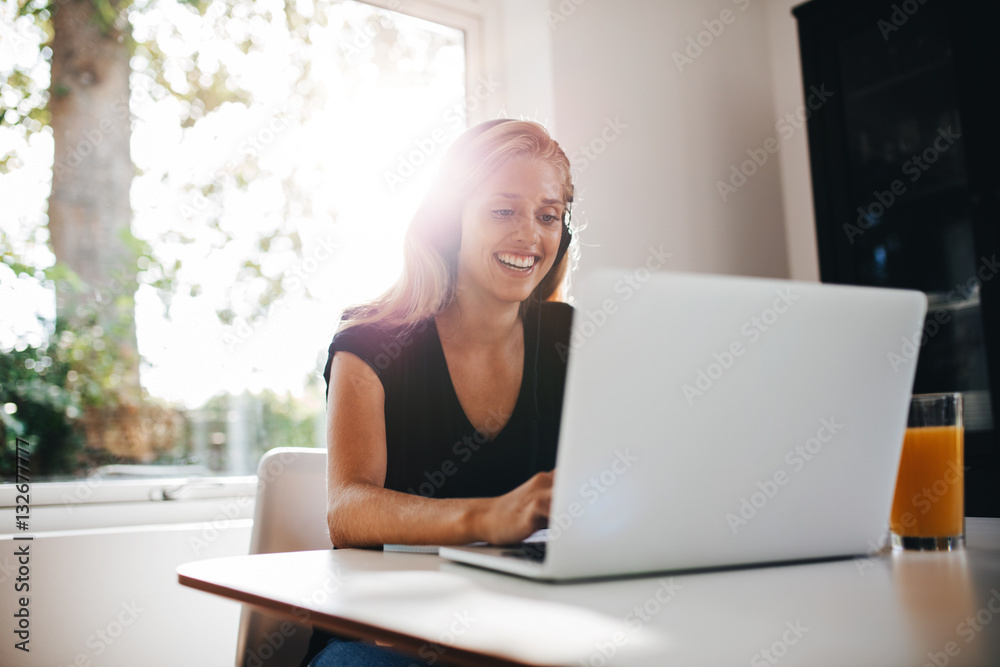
[538,214,560,225]
[492,209,515,218]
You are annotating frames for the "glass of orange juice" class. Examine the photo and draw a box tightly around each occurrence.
[890,393,964,550]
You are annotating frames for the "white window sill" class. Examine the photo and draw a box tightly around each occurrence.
[0,475,258,533]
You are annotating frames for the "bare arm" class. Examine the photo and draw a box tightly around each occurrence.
[325,350,552,549]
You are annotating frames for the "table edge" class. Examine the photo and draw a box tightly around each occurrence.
[177,571,540,667]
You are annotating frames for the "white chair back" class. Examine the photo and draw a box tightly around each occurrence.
[236,447,330,667]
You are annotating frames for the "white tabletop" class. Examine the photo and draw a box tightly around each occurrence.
[178,517,1000,666]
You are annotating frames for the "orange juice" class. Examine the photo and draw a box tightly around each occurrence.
[890,426,964,537]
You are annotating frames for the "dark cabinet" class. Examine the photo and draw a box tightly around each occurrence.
[793,0,1000,516]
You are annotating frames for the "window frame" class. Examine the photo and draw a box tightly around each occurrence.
[360,0,504,125]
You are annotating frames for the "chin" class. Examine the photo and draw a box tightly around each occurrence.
[488,281,538,304]
[498,289,535,305]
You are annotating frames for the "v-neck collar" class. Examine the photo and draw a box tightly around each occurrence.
[430,309,534,443]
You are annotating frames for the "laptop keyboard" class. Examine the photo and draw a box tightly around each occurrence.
[501,541,547,562]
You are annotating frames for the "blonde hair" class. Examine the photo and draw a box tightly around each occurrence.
[338,119,575,334]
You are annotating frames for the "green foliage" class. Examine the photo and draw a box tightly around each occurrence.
[2,235,322,479]
[197,389,322,473]
[0,249,102,477]
[0,67,50,133]
[258,388,320,451]
[47,288,137,409]
[0,233,179,478]
[2,69,33,96]
[0,337,85,479]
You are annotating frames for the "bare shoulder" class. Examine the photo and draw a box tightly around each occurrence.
[327,349,383,403]
[326,350,387,490]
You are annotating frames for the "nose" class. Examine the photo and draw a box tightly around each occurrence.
[510,211,540,245]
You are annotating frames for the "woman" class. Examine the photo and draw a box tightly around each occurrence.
[303,119,577,666]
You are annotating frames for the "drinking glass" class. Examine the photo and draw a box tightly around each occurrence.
[889,393,964,550]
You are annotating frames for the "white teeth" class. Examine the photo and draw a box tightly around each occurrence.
[496,253,536,269]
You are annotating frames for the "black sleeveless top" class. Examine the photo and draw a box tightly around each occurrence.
[322,301,575,500]
[302,302,573,665]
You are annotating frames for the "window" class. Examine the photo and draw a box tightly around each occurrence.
[1,0,491,491]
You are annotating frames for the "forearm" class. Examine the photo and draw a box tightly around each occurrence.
[328,483,489,549]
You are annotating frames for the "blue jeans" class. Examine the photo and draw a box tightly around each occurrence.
[306,635,436,667]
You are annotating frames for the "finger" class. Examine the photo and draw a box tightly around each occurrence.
[537,493,551,517]
[533,471,553,487]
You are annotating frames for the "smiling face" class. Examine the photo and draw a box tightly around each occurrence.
[455,157,566,308]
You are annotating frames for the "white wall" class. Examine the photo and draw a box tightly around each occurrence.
[460,0,819,284]
[764,0,822,282]
[0,522,252,667]
[545,0,792,285]
[499,0,557,125]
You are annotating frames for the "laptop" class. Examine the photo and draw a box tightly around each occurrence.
[437,269,927,581]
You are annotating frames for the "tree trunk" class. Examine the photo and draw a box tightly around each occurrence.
[49,0,147,458]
